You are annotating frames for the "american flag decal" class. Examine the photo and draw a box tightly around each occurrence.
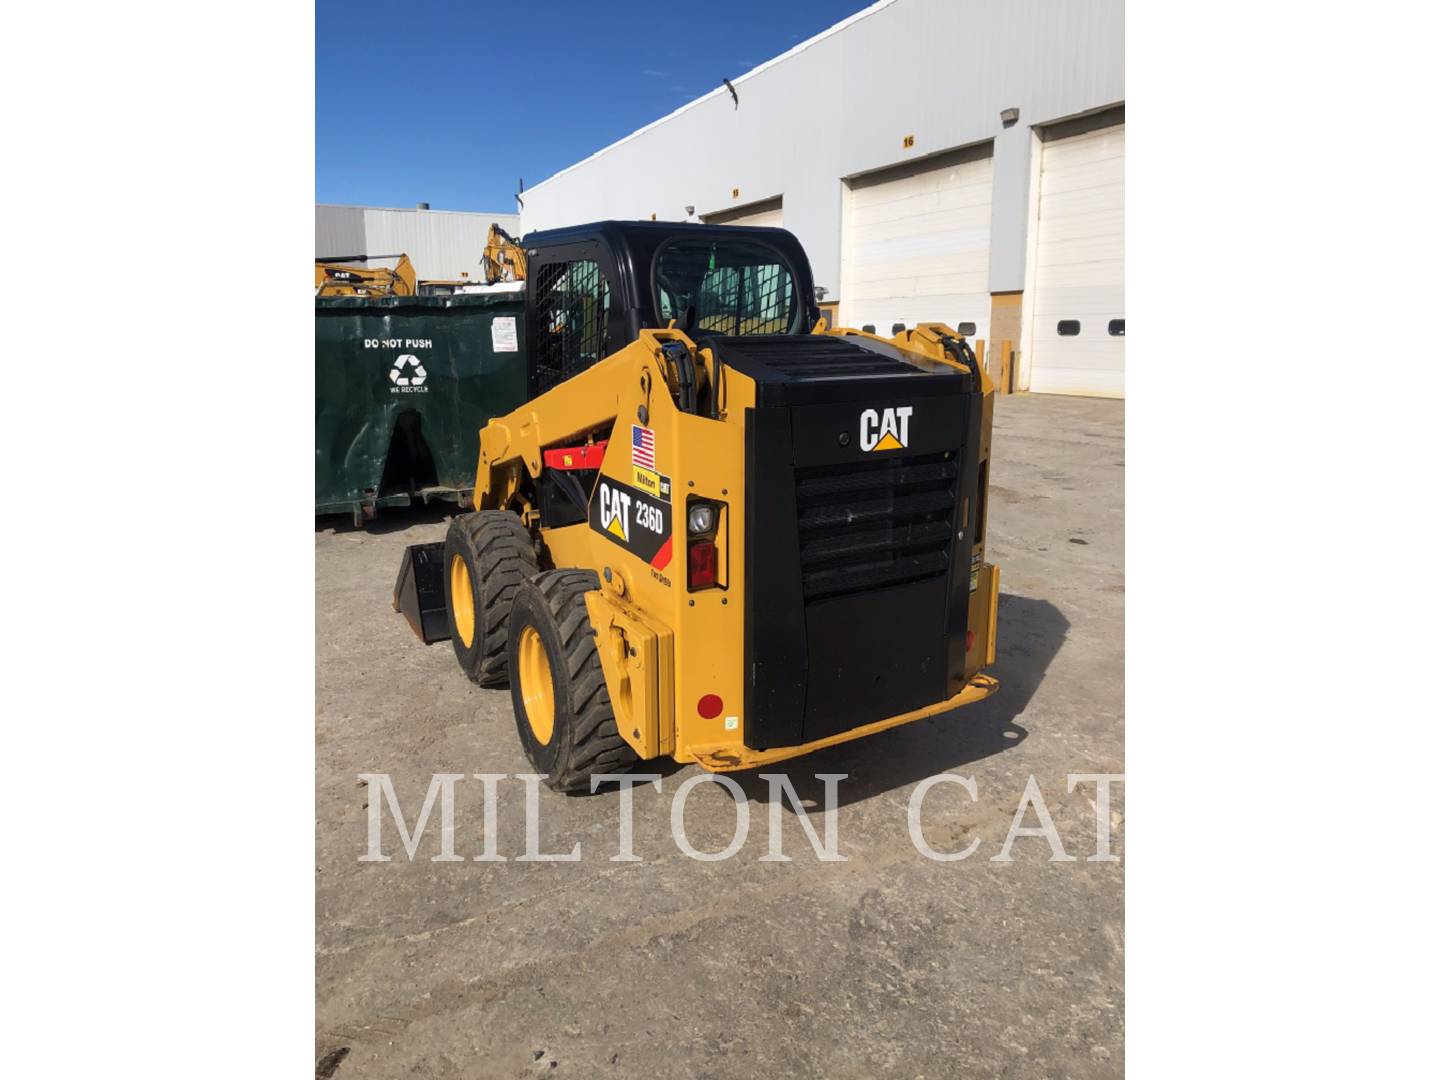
[631,424,656,470]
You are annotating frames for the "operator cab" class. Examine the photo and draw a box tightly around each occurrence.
[518,221,822,398]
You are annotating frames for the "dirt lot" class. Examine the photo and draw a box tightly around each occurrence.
[316,392,1124,1079]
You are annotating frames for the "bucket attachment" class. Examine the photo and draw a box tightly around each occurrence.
[393,541,450,643]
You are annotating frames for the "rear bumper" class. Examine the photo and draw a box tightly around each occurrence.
[683,672,999,772]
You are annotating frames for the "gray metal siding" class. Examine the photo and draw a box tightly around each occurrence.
[316,206,521,282]
[315,205,366,261]
[519,0,1123,297]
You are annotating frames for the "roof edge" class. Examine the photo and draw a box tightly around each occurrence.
[315,204,520,217]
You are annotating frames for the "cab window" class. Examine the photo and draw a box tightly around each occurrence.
[654,239,799,335]
[533,258,612,393]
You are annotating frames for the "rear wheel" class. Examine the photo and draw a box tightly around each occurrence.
[507,570,639,792]
[443,511,539,687]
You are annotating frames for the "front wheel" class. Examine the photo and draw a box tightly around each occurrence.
[507,570,639,792]
[443,510,538,687]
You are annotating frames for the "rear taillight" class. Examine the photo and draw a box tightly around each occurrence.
[686,497,723,591]
[688,538,718,589]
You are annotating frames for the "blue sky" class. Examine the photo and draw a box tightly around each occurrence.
[316,0,870,212]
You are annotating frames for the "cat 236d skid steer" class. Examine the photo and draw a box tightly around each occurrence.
[399,221,1000,791]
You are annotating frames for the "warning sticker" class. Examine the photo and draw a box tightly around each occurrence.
[491,316,518,352]
[591,475,673,571]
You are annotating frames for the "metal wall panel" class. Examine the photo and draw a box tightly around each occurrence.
[315,205,366,261]
[519,0,1123,301]
[316,206,521,282]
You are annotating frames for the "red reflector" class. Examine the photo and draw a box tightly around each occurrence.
[966,630,975,651]
[541,440,608,470]
[697,693,724,719]
[688,539,717,588]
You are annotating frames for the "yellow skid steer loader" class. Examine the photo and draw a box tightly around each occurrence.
[394,221,998,790]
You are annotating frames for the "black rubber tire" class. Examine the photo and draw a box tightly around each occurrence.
[507,570,640,792]
[443,510,539,687]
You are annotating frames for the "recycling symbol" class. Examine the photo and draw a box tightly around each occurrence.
[390,354,427,387]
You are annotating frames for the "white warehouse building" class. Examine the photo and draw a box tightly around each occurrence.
[316,204,521,283]
[519,0,1124,397]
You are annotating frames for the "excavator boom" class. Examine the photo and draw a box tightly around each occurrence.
[481,223,527,285]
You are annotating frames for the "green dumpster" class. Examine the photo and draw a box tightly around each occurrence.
[315,291,527,523]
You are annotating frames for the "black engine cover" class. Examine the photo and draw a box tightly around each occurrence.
[709,335,982,750]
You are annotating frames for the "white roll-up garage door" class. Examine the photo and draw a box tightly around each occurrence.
[839,143,994,339]
[1026,119,1125,397]
[704,197,783,228]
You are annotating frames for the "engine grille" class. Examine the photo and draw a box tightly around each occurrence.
[794,452,959,602]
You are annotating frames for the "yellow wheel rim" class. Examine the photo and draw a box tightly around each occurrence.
[517,625,556,746]
[450,554,475,648]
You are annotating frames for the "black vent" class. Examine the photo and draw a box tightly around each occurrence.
[794,452,959,602]
[710,335,918,379]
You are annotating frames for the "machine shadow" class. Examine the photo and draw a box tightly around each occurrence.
[726,593,1069,812]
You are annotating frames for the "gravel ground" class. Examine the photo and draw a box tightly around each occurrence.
[316,391,1124,1079]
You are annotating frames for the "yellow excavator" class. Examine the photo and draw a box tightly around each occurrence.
[315,254,417,297]
[481,223,527,284]
[395,221,997,790]
[319,222,524,296]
